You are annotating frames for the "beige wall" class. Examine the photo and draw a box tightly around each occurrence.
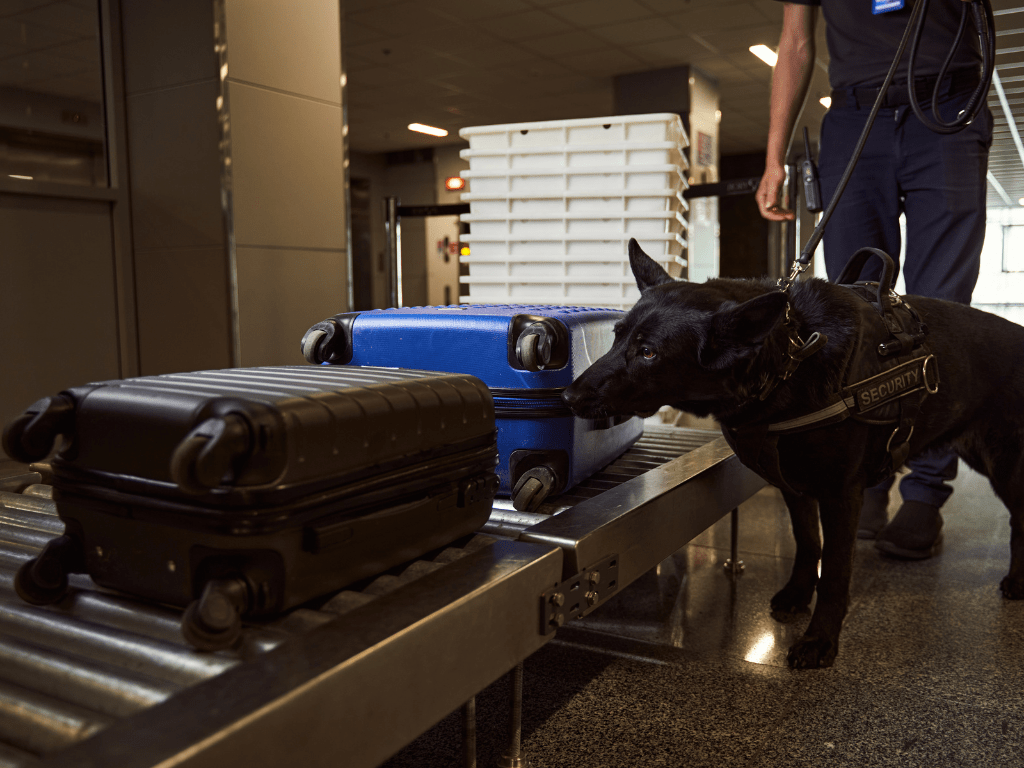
[121,0,350,373]
[222,0,348,366]
[0,194,123,430]
[122,0,232,376]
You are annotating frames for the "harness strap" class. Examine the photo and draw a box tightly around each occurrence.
[763,353,936,435]
[766,396,855,433]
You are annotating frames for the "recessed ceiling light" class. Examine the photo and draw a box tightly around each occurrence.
[1018,197,1024,206]
[408,123,448,137]
[749,45,778,67]
[820,96,832,109]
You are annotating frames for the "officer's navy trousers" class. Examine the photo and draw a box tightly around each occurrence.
[818,79,993,507]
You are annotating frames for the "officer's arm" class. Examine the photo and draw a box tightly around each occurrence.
[757,3,818,222]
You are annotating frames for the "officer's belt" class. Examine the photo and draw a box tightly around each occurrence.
[830,67,981,110]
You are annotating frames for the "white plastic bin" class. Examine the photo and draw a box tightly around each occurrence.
[460,141,689,172]
[460,233,686,259]
[461,211,687,239]
[463,165,686,196]
[461,189,688,218]
[459,113,688,152]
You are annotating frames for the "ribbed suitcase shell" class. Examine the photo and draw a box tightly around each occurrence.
[48,366,495,501]
[301,305,643,501]
[2,366,499,628]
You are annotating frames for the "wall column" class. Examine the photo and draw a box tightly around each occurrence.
[613,65,721,282]
[122,0,349,373]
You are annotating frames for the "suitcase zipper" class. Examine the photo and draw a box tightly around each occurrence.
[51,440,498,531]
[490,393,634,429]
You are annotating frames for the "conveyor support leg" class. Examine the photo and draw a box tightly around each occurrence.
[497,662,529,768]
[724,507,745,577]
[463,696,476,768]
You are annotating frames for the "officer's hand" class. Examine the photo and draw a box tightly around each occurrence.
[756,163,794,221]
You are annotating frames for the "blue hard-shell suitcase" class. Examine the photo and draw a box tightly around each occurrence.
[301,305,644,511]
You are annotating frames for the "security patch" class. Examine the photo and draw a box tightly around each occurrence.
[850,355,937,414]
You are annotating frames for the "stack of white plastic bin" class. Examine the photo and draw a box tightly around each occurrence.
[458,113,689,309]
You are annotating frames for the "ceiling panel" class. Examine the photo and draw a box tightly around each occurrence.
[430,0,533,21]
[517,29,608,56]
[545,0,654,28]
[554,48,647,77]
[588,17,687,46]
[471,10,574,39]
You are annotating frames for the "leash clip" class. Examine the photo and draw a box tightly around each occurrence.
[778,304,828,381]
[778,259,811,294]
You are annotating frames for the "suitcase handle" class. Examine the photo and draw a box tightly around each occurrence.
[170,415,252,494]
[2,395,76,463]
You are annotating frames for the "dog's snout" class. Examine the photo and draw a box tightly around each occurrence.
[562,385,581,408]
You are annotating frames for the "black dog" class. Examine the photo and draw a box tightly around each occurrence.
[563,239,1024,669]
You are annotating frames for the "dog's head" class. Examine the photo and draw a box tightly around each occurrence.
[563,239,789,420]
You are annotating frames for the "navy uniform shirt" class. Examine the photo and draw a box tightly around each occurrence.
[777,0,982,89]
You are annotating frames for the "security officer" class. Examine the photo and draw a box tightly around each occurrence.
[756,0,992,559]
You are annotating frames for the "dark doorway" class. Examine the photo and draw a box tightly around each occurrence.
[350,177,374,310]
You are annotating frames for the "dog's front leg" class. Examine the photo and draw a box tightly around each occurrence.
[786,490,861,670]
[1000,504,1024,599]
[771,490,820,621]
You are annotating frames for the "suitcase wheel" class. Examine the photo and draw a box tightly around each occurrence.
[301,328,328,364]
[170,416,252,494]
[511,317,568,372]
[300,317,354,365]
[2,395,76,463]
[511,466,557,513]
[181,578,249,651]
[13,535,77,606]
[515,326,552,372]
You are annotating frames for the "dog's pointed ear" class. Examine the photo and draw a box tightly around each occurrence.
[629,238,674,292]
[699,291,789,369]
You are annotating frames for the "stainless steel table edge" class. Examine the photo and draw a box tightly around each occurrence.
[518,436,766,588]
[40,539,563,768]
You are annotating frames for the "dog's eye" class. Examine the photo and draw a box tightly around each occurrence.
[640,346,656,360]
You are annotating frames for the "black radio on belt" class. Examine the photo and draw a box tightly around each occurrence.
[801,126,822,214]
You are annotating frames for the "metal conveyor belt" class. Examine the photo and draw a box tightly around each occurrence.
[0,425,764,768]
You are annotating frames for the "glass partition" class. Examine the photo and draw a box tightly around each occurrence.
[0,0,107,186]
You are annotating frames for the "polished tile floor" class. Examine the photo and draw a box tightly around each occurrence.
[384,463,1024,768]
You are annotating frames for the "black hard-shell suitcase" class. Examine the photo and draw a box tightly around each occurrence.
[2,366,499,649]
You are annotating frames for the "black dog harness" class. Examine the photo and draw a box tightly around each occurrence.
[723,249,940,495]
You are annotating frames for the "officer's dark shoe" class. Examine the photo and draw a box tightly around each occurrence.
[857,487,890,540]
[874,500,943,560]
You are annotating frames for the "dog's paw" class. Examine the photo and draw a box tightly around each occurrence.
[1000,575,1024,600]
[770,584,814,623]
[786,635,837,670]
